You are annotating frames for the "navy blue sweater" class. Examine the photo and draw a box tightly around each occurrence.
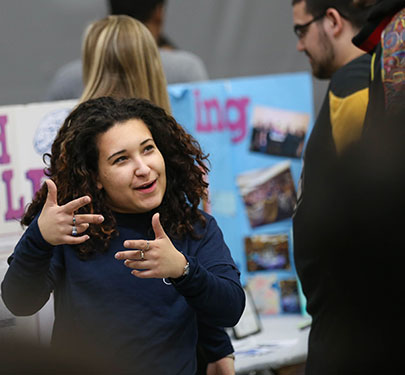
[1,210,244,375]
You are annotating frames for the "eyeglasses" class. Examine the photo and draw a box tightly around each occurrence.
[293,13,325,39]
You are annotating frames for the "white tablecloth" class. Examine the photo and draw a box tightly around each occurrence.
[233,315,310,374]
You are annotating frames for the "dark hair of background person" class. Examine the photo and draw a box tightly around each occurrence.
[291,0,376,29]
[108,0,166,23]
[352,0,379,6]
[21,97,209,259]
[107,0,175,48]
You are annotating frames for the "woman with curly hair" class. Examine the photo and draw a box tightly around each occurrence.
[1,97,245,375]
[33,14,236,375]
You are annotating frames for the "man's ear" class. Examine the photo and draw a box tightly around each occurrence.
[324,8,344,37]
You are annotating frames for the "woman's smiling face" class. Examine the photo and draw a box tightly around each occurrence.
[96,118,166,214]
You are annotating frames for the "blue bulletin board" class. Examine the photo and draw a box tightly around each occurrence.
[169,72,314,315]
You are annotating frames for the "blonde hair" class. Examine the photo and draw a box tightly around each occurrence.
[79,15,171,113]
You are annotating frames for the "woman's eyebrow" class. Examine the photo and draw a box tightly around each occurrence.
[107,150,126,161]
[140,138,153,145]
[106,138,154,161]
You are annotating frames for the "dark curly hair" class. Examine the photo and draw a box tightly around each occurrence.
[22,97,210,258]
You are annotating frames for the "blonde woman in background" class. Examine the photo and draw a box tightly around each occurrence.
[79,15,171,114]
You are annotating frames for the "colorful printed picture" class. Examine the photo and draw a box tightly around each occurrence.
[236,161,297,228]
[249,106,309,158]
[279,279,301,314]
[247,274,301,315]
[245,233,290,271]
[247,274,281,315]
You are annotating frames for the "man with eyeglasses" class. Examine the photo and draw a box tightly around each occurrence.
[290,1,378,374]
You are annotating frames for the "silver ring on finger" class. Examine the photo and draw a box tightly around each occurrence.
[140,250,145,261]
[72,226,78,236]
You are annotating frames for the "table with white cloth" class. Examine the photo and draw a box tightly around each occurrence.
[233,315,310,375]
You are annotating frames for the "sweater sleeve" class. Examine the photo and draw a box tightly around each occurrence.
[172,215,245,327]
[1,217,58,316]
[197,320,234,363]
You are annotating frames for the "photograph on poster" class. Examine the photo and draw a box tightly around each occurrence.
[249,106,309,158]
[279,279,301,314]
[236,161,297,228]
[244,233,290,272]
[247,273,280,315]
[247,273,301,315]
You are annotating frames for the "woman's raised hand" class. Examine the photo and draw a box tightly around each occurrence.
[37,179,104,246]
[115,213,187,279]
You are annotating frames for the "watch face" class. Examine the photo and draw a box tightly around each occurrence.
[183,262,190,276]
[166,262,190,285]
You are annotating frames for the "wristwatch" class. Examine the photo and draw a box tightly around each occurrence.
[181,261,190,277]
[171,261,190,284]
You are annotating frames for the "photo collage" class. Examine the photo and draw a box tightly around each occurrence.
[237,105,310,315]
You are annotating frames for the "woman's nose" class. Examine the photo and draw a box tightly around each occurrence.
[134,159,150,176]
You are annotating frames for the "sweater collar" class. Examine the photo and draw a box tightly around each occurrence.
[352,0,405,53]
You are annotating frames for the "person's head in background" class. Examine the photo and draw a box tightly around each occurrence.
[291,0,374,79]
[80,15,171,113]
[107,0,174,48]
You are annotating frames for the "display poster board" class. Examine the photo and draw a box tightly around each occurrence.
[0,73,313,318]
[169,73,313,315]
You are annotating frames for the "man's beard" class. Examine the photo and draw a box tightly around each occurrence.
[308,29,336,79]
